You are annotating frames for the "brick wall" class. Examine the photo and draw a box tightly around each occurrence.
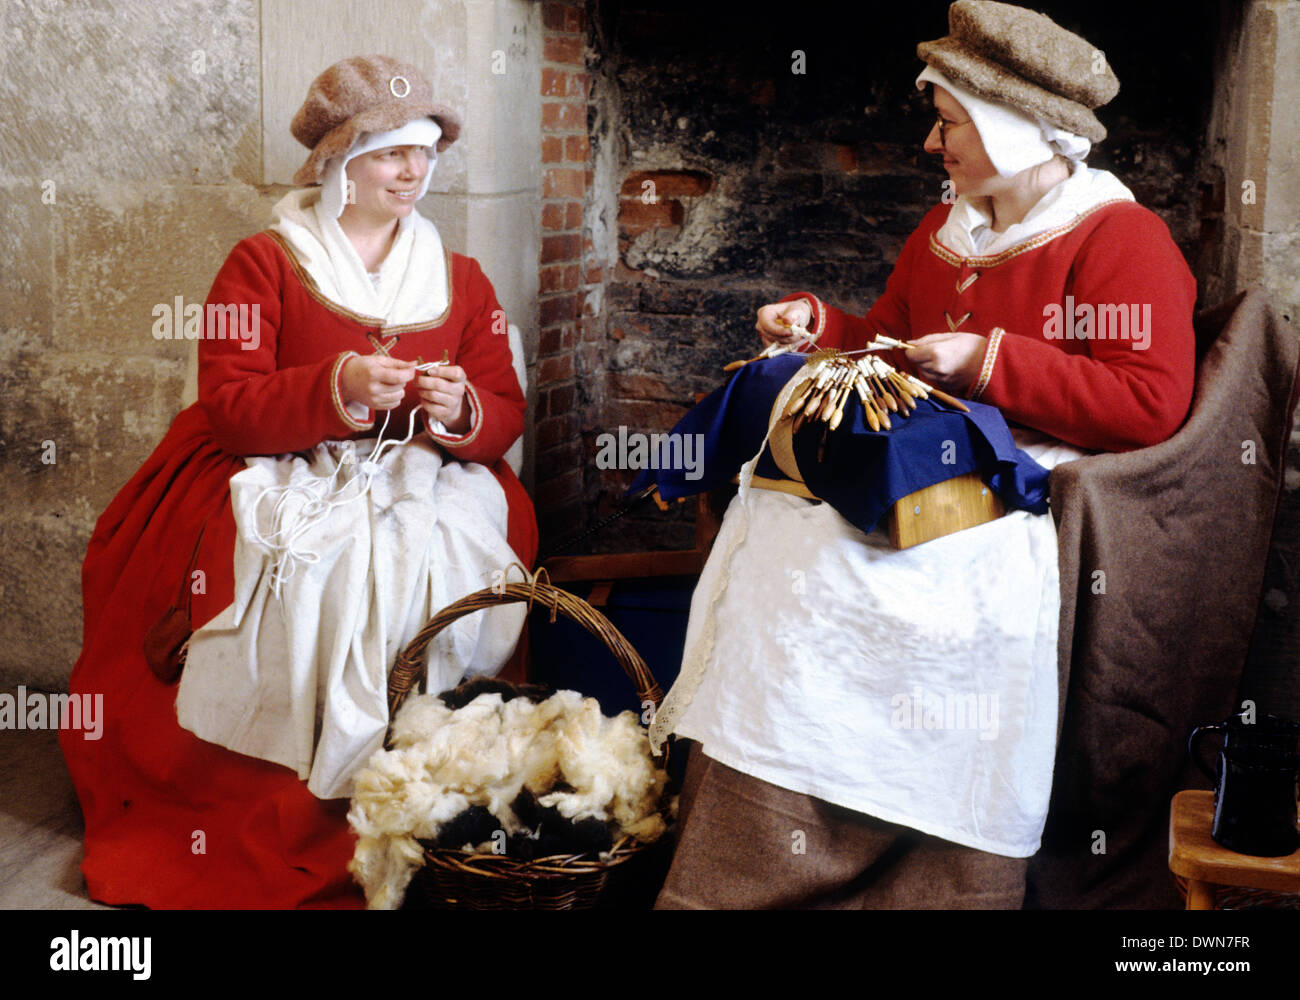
[535,0,592,544]
[533,1,1227,556]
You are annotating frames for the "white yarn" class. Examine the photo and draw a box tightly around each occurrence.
[248,406,423,596]
[349,689,674,909]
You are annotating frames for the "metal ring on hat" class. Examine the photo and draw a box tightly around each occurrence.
[389,75,410,99]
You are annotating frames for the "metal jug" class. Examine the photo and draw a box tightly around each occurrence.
[1189,712,1300,857]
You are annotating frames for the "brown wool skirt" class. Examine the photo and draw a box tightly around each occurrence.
[654,742,1027,910]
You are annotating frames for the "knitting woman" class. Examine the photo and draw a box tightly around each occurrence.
[649,2,1195,908]
[60,55,536,908]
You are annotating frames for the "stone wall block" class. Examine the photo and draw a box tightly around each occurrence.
[53,188,277,360]
[0,191,56,354]
[0,351,185,520]
[0,512,95,691]
[0,0,259,188]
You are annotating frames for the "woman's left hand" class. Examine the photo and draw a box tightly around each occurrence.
[416,365,472,435]
[908,333,987,395]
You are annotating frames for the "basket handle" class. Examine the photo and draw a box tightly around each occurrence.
[387,577,665,729]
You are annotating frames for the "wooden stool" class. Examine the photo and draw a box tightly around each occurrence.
[1168,789,1300,909]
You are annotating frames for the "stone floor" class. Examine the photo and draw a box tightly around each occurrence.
[0,687,109,909]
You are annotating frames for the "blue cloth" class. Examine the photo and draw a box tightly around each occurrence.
[627,354,1050,534]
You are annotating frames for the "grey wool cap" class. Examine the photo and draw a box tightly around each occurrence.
[917,1,1119,142]
[290,54,462,187]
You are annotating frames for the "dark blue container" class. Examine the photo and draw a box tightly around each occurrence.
[527,575,696,720]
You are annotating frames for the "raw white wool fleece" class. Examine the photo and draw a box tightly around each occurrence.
[347,690,672,909]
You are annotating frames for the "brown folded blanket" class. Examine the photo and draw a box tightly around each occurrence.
[1028,289,1300,908]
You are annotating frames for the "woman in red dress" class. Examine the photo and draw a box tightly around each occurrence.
[60,54,536,908]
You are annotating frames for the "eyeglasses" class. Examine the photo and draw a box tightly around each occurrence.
[934,115,973,146]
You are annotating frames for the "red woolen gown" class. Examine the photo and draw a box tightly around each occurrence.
[60,232,537,908]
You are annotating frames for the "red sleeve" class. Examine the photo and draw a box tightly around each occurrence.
[778,205,942,354]
[973,205,1197,451]
[197,237,373,455]
[422,256,525,466]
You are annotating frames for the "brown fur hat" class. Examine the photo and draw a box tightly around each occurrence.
[291,54,462,187]
[917,1,1119,142]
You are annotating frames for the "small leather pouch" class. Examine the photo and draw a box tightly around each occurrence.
[143,605,192,684]
[142,524,207,685]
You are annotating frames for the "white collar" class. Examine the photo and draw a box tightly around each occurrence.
[936,165,1135,259]
[268,188,449,327]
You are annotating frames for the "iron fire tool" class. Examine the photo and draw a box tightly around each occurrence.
[534,483,669,565]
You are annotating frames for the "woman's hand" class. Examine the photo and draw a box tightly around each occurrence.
[908,333,988,395]
[755,300,812,347]
[341,355,415,410]
[416,365,472,435]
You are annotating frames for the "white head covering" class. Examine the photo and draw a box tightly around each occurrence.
[916,65,1091,178]
[319,117,443,219]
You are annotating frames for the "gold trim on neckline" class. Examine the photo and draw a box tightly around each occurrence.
[928,199,1130,269]
[261,229,454,332]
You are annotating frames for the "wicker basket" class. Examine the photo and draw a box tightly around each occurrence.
[385,577,671,910]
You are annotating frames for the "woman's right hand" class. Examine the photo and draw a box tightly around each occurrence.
[755,299,812,347]
[340,355,416,411]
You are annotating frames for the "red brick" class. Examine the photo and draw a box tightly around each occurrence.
[606,399,690,433]
[540,233,581,263]
[541,67,570,97]
[538,326,562,356]
[561,326,577,349]
[539,264,567,293]
[539,265,579,294]
[539,294,579,326]
[535,440,583,481]
[584,264,604,284]
[563,5,585,32]
[543,168,585,199]
[535,413,579,451]
[539,355,574,384]
[541,101,586,132]
[545,383,576,414]
[620,169,714,198]
[544,36,583,64]
[618,197,683,234]
[541,203,566,230]
[541,1,568,31]
[565,202,583,229]
[614,260,646,282]
[541,135,564,163]
[564,135,590,163]
[608,372,676,400]
[536,468,582,509]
